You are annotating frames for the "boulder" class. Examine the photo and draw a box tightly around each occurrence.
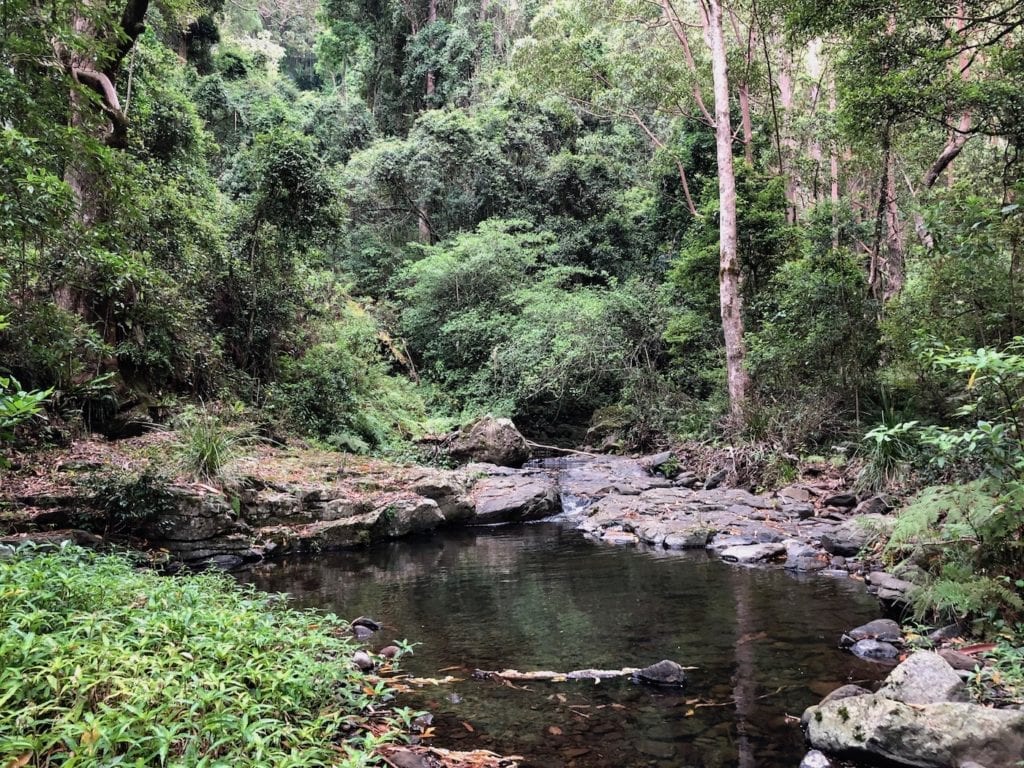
[849,639,901,662]
[853,494,893,516]
[376,497,445,537]
[803,693,1024,768]
[410,472,474,523]
[632,660,688,687]
[877,652,968,704]
[820,514,890,556]
[448,416,531,467]
[470,474,559,524]
[840,618,903,648]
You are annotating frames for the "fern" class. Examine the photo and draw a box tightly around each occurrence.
[886,481,1024,625]
[909,575,1024,624]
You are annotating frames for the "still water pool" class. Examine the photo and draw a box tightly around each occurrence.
[239,523,884,768]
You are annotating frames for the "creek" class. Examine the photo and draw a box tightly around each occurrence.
[239,522,886,768]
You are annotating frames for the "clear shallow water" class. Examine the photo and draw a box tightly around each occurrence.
[239,524,884,768]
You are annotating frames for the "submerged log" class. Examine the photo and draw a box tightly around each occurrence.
[472,660,692,686]
[473,667,640,682]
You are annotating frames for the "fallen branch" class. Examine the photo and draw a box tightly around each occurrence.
[523,441,603,459]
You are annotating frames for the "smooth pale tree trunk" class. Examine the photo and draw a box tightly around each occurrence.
[426,0,437,97]
[705,0,750,420]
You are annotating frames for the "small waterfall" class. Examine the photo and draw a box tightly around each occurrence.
[524,455,596,519]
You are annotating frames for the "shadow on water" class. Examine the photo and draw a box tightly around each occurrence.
[238,523,886,768]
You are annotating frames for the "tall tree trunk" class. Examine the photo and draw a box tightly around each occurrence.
[426,0,437,97]
[705,0,750,420]
[777,50,799,221]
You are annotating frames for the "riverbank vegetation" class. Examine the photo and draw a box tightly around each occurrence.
[0,543,405,767]
[2,0,1023,630]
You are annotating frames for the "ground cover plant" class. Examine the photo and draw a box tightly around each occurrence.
[0,544,404,767]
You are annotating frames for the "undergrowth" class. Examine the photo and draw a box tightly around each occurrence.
[0,544,404,767]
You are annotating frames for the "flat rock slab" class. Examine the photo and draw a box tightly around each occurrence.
[470,474,559,524]
[720,542,787,564]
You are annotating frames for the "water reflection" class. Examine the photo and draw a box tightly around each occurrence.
[239,524,883,767]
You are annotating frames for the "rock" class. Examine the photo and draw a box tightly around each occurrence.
[785,543,830,571]
[632,659,688,687]
[719,542,787,564]
[602,529,639,545]
[840,618,903,648]
[779,484,815,503]
[352,651,375,671]
[878,652,968,704]
[803,692,1024,768]
[674,472,699,488]
[381,748,431,768]
[0,543,14,560]
[352,616,382,631]
[820,684,872,706]
[379,645,400,659]
[820,514,890,556]
[783,502,815,519]
[353,625,375,641]
[867,571,917,603]
[824,492,858,508]
[928,624,964,644]
[193,554,244,570]
[800,749,832,768]
[640,451,674,473]
[377,497,444,537]
[853,494,893,516]
[704,468,728,490]
[448,416,531,467]
[849,639,901,661]
[664,530,713,549]
[470,474,559,524]
[939,649,983,672]
[410,472,474,523]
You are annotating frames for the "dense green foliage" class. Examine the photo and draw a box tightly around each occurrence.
[2,0,1024,621]
[0,544,403,766]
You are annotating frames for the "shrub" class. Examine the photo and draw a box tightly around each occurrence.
[0,544,404,766]
[269,294,427,453]
[877,338,1024,629]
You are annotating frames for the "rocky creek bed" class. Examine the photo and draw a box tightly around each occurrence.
[2,431,1020,767]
